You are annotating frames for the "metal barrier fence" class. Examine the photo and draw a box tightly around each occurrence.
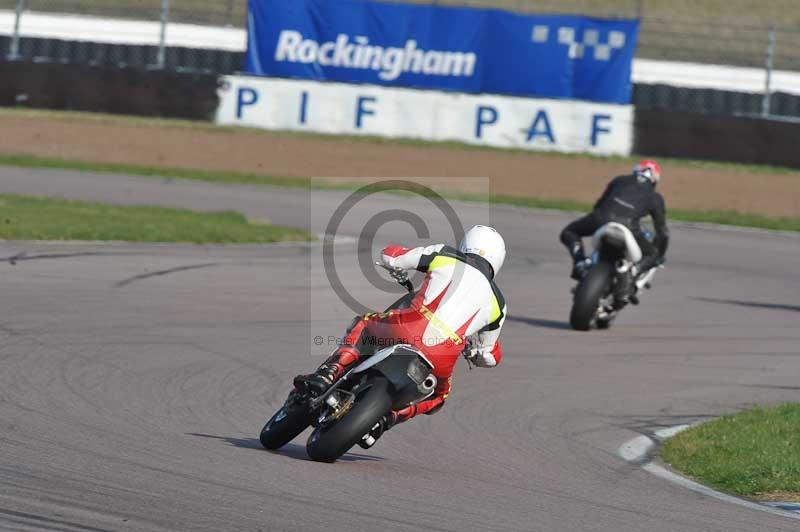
[0,0,244,27]
[4,0,800,68]
[429,0,800,71]
[2,0,800,119]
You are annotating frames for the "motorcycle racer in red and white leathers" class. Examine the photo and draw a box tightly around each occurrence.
[294,225,507,440]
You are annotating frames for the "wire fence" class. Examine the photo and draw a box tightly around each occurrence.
[4,0,800,68]
[2,0,800,118]
[430,0,800,70]
[0,0,245,27]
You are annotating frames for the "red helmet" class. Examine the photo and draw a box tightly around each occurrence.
[633,159,661,185]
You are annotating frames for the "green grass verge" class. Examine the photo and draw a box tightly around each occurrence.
[491,194,800,231]
[0,153,313,188]
[0,193,314,244]
[2,153,798,232]
[661,404,800,501]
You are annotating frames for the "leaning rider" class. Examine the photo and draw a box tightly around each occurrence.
[559,160,669,299]
[294,225,508,444]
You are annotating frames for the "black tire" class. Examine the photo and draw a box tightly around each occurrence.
[306,376,392,463]
[570,260,613,331]
[260,401,313,450]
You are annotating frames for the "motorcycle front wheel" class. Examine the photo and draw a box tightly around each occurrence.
[306,376,392,463]
[260,398,314,450]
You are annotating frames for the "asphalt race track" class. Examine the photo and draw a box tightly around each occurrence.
[1,167,799,532]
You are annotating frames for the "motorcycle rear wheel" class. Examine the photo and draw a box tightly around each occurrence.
[306,376,392,463]
[570,260,613,331]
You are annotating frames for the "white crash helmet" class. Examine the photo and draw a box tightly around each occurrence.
[459,225,506,276]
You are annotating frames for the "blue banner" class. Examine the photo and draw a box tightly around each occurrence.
[245,0,639,104]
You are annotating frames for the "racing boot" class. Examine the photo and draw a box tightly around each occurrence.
[635,255,664,282]
[569,243,591,280]
[572,258,592,281]
[293,345,362,397]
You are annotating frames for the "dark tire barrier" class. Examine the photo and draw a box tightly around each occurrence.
[0,61,220,120]
[634,83,800,118]
[635,107,800,169]
[0,36,244,74]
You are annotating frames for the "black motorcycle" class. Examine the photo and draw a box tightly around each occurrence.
[259,266,441,463]
[569,222,661,331]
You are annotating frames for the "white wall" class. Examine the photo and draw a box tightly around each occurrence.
[0,9,245,51]
[632,58,800,96]
[216,75,634,156]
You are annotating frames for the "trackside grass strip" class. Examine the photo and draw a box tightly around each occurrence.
[0,193,314,243]
[1,154,799,233]
[661,404,800,501]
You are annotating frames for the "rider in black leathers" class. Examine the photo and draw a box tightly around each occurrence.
[560,160,669,285]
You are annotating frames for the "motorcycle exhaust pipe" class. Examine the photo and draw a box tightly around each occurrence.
[417,375,437,396]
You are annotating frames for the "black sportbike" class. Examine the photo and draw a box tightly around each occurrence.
[570,222,662,331]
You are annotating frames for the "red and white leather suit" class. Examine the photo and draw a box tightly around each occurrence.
[325,243,507,424]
